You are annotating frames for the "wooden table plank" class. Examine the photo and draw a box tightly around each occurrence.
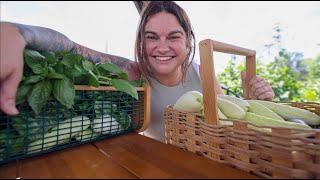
[95,140,174,178]
[0,160,18,179]
[94,133,259,179]
[1,133,260,179]
[17,143,137,179]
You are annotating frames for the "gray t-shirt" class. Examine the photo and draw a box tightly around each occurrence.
[143,62,202,142]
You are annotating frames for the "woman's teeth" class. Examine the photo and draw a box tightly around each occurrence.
[155,56,173,61]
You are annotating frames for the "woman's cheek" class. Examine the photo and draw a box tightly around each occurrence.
[172,41,188,55]
[145,42,154,56]
[175,44,188,60]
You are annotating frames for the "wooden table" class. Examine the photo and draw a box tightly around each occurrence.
[0,133,259,179]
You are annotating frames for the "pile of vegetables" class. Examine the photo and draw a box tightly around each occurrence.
[0,49,142,159]
[173,91,320,130]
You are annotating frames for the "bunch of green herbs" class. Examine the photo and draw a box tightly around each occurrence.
[17,49,142,115]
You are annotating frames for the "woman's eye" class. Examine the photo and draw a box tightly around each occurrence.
[146,36,157,40]
[169,36,180,40]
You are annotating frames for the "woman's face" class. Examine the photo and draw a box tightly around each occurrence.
[144,12,188,77]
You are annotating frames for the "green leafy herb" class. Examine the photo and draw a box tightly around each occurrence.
[16,83,32,105]
[24,49,47,75]
[24,75,43,84]
[112,79,138,100]
[18,49,142,115]
[28,81,52,115]
[53,78,75,109]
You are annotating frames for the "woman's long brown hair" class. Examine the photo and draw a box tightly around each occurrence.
[134,1,196,85]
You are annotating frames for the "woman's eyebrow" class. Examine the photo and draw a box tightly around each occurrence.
[168,30,184,36]
[144,30,184,36]
[145,31,157,36]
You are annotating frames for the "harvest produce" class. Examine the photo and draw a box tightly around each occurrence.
[173,91,320,128]
[217,97,246,120]
[173,91,203,113]
[0,49,142,159]
[244,112,311,130]
[92,100,131,134]
[18,49,140,115]
[218,94,249,112]
[247,100,284,121]
[217,108,227,119]
[28,116,91,153]
[253,100,320,126]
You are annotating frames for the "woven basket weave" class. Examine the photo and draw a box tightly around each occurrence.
[164,104,320,179]
[163,39,320,179]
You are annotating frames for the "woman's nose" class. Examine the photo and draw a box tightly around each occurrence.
[156,39,170,53]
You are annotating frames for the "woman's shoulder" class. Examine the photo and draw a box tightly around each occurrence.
[191,61,200,76]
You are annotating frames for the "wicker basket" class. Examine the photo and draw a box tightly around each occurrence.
[163,39,320,179]
[0,84,151,165]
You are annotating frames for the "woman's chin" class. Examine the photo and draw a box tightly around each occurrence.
[153,68,175,77]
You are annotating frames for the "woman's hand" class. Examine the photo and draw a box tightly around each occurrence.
[0,22,26,115]
[241,71,275,101]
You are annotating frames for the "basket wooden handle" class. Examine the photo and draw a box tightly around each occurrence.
[199,39,256,125]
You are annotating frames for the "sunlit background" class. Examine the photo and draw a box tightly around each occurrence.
[1,1,320,73]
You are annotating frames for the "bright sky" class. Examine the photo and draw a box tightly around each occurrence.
[1,1,320,73]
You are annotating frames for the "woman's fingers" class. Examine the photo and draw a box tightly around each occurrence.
[247,75,274,100]
[249,76,264,87]
[251,81,274,100]
[0,23,26,115]
[0,67,23,115]
[257,91,275,101]
[251,79,265,95]
[252,85,268,98]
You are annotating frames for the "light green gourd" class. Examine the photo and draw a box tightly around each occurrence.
[244,112,312,130]
[173,91,203,113]
[217,97,246,120]
[28,116,90,153]
[218,107,227,119]
[218,94,250,112]
[247,100,285,121]
[252,100,320,126]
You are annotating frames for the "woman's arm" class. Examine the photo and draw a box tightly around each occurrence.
[0,22,140,115]
[11,22,141,80]
[72,43,140,80]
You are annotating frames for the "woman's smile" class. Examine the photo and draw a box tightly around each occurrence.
[152,56,176,64]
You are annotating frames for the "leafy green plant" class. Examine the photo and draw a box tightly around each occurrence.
[18,49,140,115]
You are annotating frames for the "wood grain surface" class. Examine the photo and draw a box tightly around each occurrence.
[0,133,259,179]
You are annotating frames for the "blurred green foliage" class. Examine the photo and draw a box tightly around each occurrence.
[218,24,319,103]
[218,51,320,103]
